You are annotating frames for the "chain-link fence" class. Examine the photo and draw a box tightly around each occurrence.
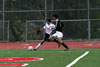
[0,21,9,42]
[0,0,100,42]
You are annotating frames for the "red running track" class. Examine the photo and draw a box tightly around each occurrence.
[0,42,100,49]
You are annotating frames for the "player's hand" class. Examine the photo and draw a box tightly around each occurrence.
[36,29,41,34]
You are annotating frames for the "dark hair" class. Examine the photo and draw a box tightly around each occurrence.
[46,18,51,22]
[53,14,58,18]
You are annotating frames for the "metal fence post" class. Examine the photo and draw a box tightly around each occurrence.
[8,21,9,42]
[43,0,47,38]
[2,0,5,42]
[26,21,28,42]
[45,0,47,21]
[51,0,54,17]
[88,0,91,41]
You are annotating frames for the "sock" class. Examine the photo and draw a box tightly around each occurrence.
[53,39,59,43]
[53,39,60,47]
[35,43,41,49]
[62,43,69,49]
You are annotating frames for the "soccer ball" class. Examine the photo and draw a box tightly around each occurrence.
[27,46,33,51]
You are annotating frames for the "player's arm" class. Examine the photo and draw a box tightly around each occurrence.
[61,22,64,27]
[37,27,44,32]
[40,28,45,31]
[60,22,64,28]
[51,24,56,30]
[36,23,46,33]
[36,25,45,34]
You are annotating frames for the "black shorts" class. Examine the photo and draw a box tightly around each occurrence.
[44,33,50,41]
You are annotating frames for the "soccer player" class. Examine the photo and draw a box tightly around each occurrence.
[34,18,58,51]
[50,14,69,51]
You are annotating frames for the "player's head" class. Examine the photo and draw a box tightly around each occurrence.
[53,14,58,20]
[46,18,51,24]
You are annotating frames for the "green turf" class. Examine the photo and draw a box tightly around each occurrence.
[0,49,100,67]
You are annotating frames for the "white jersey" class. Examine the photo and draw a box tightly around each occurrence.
[43,23,55,34]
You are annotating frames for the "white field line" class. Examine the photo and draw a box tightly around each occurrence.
[66,51,89,67]
[22,63,29,66]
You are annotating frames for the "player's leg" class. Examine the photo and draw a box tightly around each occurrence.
[50,33,60,47]
[34,40,45,51]
[34,33,50,51]
[53,38,60,47]
[56,31,69,50]
[57,38,69,51]
[49,35,55,40]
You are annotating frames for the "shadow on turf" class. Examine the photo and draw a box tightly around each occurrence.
[33,49,69,51]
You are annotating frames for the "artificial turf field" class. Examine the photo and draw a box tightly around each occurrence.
[0,49,100,67]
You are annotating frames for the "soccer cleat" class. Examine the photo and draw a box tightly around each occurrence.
[33,49,37,51]
[64,48,69,51]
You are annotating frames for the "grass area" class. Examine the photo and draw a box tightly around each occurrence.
[0,49,100,67]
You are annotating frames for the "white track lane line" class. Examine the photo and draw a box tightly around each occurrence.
[66,51,89,67]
